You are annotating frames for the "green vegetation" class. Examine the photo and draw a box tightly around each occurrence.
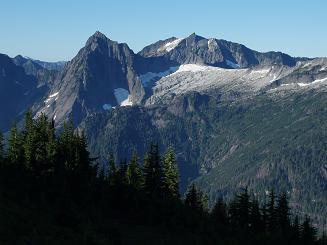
[0,112,326,244]
[82,91,327,230]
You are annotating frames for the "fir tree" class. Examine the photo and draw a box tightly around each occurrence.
[291,215,301,244]
[211,197,229,235]
[108,153,118,186]
[126,151,144,190]
[75,130,92,180]
[185,183,207,211]
[118,159,128,185]
[33,114,52,175]
[162,147,180,199]
[23,110,36,169]
[58,119,75,171]
[7,122,23,165]
[0,131,4,164]
[249,199,263,233]
[143,144,163,198]
[229,188,251,230]
[266,189,277,233]
[301,216,317,245]
[276,192,291,235]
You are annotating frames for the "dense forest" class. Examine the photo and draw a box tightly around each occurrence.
[0,112,326,244]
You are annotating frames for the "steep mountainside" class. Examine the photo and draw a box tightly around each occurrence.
[138,33,297,70]
[35,31,144,126]
[0,54,47,130]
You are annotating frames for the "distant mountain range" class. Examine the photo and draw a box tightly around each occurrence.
[0,31,326,229]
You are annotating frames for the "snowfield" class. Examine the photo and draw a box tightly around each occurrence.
[158,38,184,52]
[139,59,327,105]
[114,88,133,106]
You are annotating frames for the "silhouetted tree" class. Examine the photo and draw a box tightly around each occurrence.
[250,198,263,233]
[266,189,277,233]
[229,188,250,230]
[301,216,317,245]
[143,144,163,198]
[126,151,144,190]
[185,183,207,211]
[162,147,179,199]
[0,131,4,165]
[276,192,291,235]
[108,153,118,186]
[290,215,301,244]
[211,197,229,236]
[7,122,23,165]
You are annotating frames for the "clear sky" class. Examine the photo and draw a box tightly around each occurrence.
[0,0,326,61]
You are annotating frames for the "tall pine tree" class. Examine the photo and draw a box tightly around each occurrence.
[162,147,179,199]
[266,189,277,233]
[276,192,291,235]
[143,144,163,198]
[108,153,118,186]
[0,131,4,165]
[126,151,144,190]
[7,123,23,165]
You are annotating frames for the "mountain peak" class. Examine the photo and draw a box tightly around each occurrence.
[186,32,205,40]
[85,31,110,47]
[92,31,108,39]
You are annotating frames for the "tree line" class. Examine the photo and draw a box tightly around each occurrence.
[0,112,326,244]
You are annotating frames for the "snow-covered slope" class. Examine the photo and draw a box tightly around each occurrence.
[138,58,327,105]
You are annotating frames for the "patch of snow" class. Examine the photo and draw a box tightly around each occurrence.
[49,92,59,98]
[298,77,327,87]
[102,104,112,110]
[250,69,270,74]
[226,59,240,69]
[278,77,327,88]
[54,114,57,120]
[139,67,179,87]
[121,97,133,106]
[163,38,183,52]
[44,91,59,104]
[114,88,133,106]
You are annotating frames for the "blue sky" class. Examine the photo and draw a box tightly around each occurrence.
[0,0,326,61]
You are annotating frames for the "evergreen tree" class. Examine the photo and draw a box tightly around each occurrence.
[23,109,35,169]
[143,144,163,198]
[118,159,128,185]
[229,188,251,230]
[211,197,229,235]
[320,232,327,245]
[291,215,301,244]
[185,183,207,211]
[249,199,263,233]
[33,114,52,175]
[301,216,317,245]
[108,153,118,186]
[7,123,23,165]
[276,192,291,235]
[0,131,4,164]
[266,189,277,233]
[58,119,75,171]
[75,130,92,181]
[45,119,57,171]
[162,147,180,199]
[126,151,143,190]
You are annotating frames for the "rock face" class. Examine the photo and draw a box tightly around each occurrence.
[0,54,46,130]
[37,31,145,126]
[138,33,297,70]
